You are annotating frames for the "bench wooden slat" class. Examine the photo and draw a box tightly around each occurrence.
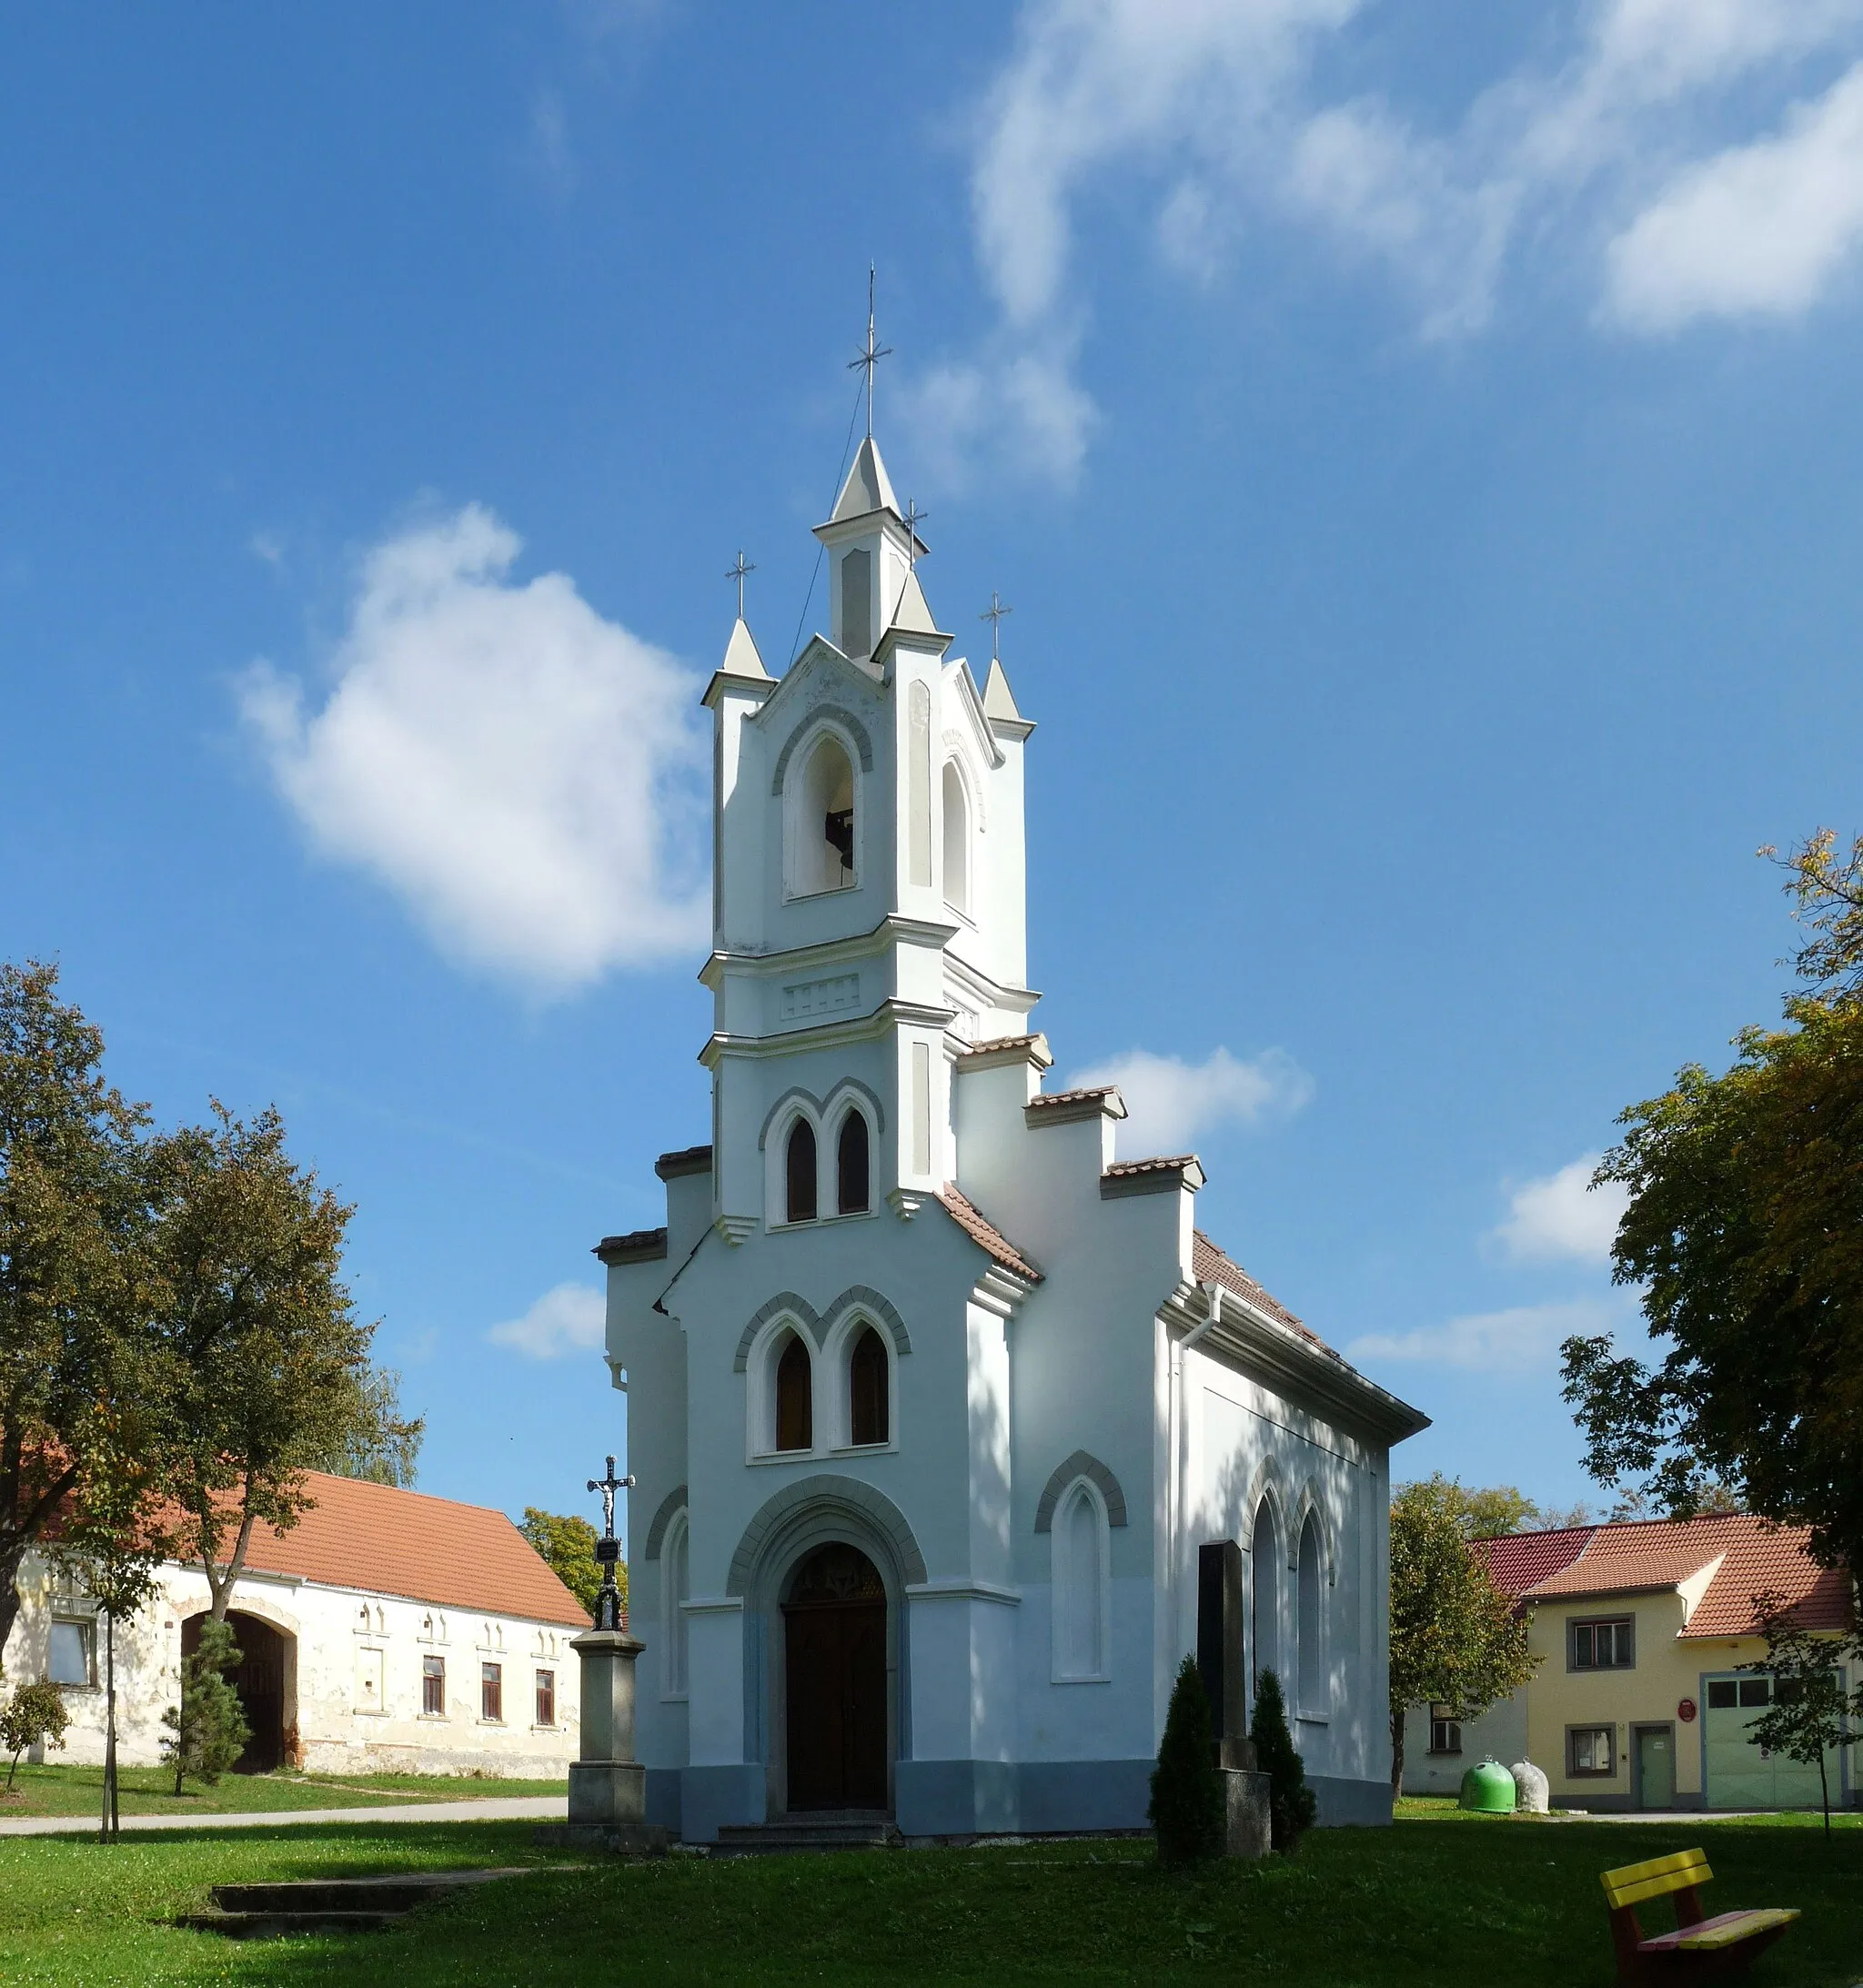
[1601,1849,1712,1910]
[1672,1909,1799,1953]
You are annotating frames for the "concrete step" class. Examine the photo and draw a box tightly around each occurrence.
[715,1817,901,1856]
[181,1867,532,1939]
[176,1909,408,1939]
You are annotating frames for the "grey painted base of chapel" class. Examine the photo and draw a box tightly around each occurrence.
[1308,1774,1396,1827]
[664,1761,1391,1842]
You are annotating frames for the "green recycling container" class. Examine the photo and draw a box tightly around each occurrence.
[1458,1759,1516,1813]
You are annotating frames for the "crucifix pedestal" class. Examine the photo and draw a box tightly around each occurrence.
[534,1457,669,1855]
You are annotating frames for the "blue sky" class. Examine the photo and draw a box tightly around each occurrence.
[4,3,1860,1543]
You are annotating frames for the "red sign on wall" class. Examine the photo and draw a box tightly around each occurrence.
[1677,1698,1698,1723]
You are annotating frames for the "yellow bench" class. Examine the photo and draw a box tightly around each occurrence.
[1601,1848,1798,1985]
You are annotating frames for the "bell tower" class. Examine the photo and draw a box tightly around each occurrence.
[698,409,1035,1241]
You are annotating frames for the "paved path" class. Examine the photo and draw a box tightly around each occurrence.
[0,1796,566,1839]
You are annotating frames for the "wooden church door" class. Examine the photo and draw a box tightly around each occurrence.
[782,1542,888,1811]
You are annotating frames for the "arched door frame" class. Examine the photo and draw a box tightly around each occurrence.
[177,1598,301,1771]
[729,1477,925,1821]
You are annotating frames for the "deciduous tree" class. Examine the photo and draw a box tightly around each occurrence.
[519,1508,608,1619]
[1388,1477,1538,1793]
[1,1679,68,1791]
[149,1104,409,1620]
[1741,1591,1861,1841]
[1562,832,1863,1578]
[0,963,156,1662]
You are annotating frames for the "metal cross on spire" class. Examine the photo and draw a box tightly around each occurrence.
[726,549,756,620]
[902,500,928,570]
[848,263,892,440]
[981,590,1013,661]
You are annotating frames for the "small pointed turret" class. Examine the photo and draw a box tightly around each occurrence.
[890,567,940,638]
[982,656,1023,725]
[720,616,769,681]
[831,434,901,524]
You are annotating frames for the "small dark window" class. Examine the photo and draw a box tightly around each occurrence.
[1707,1680,1738,1710]
[836,1110,870,1215]
[776,1334,812,1451]
[480,1661,503,1722]
[1569,1725,1615,1775]
[1570,1617,1635,1670]
[422,1654,445,1716]
[535,1669,556,1727]
[850,1326,889,1446]
[1738,1678,1771,1708]
[1428,1704,1462,1755]
[785,1118,817,1223]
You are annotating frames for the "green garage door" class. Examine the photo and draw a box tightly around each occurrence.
[1702,1673,1843,1810]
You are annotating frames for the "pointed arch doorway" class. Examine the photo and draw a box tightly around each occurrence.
[782,1542,888,1811]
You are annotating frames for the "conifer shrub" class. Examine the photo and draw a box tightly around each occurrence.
[1148,1653,1224,1868]
[1249,1667,1316,1853]
[1,1680,69,1791]
[161,1618,250,1793]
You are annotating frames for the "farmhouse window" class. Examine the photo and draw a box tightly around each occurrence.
[47,1619,95,1688]
[481,1661,503,1722]
[422,1655,445,1716]
[1568,1617,1636,1670]
[535,1669,556,1728]
[1427,1704,1462,1755]
[1568,1725,1616,1776]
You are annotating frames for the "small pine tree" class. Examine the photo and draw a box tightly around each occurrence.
[161,1620,250,1793]
[1149,1653,1225,1868]
[1,1680,69,1791]
[1249,1668,1317,1854]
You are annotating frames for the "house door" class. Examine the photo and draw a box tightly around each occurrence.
[1635,1726,1676,1811]
[181,1612,290,1773]
[783,1542,888,1813]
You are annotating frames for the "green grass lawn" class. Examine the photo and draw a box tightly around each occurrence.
[0,1762,568,1818]
[1,1812,1858,1987]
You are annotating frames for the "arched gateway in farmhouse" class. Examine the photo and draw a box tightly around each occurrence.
[599,403,1428,1844]
[182,1610,294,1773]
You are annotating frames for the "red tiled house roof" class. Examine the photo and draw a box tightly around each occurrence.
[1477,1526,1596,1599]
[227,1471,589,1629]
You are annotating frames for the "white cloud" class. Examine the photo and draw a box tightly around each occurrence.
[487,1281,607,1359]
[1346,1297,1618,1375]
[1067,1045,1314,1156]
[1489,1154,1630,1266]
[1606,62,1863,328]
[240,504,708,994]
[942,0,1863,479]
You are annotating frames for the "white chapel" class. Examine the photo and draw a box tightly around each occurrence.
[600,420,1428,1842]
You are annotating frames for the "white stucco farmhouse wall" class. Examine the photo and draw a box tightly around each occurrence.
[4,1551,581,1779]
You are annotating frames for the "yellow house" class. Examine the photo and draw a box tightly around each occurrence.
[1513,1514,1854,1812]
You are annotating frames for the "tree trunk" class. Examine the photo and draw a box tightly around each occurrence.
[1389,1706,1405,1797]
[100,1614,118,1843]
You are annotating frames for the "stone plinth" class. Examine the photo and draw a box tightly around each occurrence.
[535,1626,668,1856]
[1221,1768,1272,1860]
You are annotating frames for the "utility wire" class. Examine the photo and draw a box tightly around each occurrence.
[788,377,868,668]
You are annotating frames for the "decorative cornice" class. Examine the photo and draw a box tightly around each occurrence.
[593,1228,667,1266]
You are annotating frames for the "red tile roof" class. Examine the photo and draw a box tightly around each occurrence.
[230,1471,589,1629]
[1501,1511,1852,1640]
[937,1185,1044,1284]
[1477,1526,1596,1599]
[1192,1230,1334,1357]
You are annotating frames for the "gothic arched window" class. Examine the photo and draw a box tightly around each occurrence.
[661,1511,690,1699]
[942,761,970,916]
[775,1333,812,1452]
[849,1325,889,1447]
[836,1109,870,1216]
[785,1118,818,1224]
[1297,1511,1323,1716]
[1251,1499,1279,1695]
[1052,1479,1109,1681]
